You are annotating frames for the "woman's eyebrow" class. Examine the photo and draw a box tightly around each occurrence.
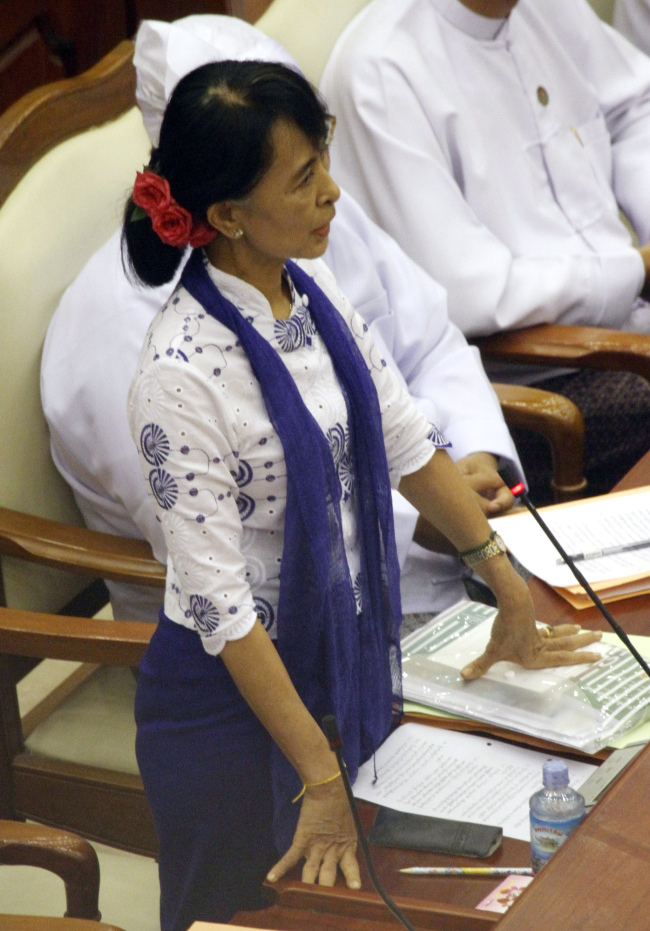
[291,155,317,183]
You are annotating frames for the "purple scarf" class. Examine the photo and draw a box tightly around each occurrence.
[181,249,403,850]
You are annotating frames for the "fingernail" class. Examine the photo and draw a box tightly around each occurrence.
[350,880,361,889]
[460,665,472,678]
[267,873,276,882]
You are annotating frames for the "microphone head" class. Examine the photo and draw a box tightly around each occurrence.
[498,462,526,498]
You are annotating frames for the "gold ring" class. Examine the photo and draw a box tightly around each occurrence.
[540,625,554,639]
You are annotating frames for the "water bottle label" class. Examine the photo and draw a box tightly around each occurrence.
[530,813,584,864]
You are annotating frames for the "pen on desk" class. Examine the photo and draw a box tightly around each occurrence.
[399,867,533,876]
[555,538,650,565]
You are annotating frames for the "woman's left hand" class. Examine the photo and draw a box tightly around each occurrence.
[460,576,603,679]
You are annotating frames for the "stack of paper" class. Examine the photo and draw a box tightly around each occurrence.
[400,600,650,754]
[490,486,650,608]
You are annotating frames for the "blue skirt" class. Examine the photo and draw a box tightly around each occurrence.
[135,615,278,931]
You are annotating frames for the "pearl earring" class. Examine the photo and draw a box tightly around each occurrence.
[233,228,244,239]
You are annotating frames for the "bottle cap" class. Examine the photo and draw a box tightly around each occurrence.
[542,759,569,788]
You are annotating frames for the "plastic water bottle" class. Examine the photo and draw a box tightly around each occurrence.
[529,759,585,874]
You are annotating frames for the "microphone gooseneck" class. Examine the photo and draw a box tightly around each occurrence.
[498,464,650,679]
[321,715,417,931]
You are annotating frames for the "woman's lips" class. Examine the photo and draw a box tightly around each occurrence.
[313,222,331,237]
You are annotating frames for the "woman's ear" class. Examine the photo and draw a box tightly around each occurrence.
[206,201,244,239]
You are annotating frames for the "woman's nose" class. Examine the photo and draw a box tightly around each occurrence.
[320,169,340,205]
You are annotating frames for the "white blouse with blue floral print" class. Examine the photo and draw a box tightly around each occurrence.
[127,255,447,655]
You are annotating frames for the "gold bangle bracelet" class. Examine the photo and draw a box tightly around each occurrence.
[292,770,342,803]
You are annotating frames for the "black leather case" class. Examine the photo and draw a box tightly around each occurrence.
[367,806,503,857]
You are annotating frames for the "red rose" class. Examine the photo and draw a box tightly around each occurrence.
[151,203,194,247]
[189,221,218,248]
[133,171,171,215]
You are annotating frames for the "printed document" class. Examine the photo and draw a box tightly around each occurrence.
[354,723,596,841]
[490,487,650,588]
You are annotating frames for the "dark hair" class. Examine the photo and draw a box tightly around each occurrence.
[122,60,330,287]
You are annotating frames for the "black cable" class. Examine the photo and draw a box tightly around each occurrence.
[321,714,417,931]
[499,463,650,679]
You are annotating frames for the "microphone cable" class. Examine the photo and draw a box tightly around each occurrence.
[498,462,650,679]
[321,714,417,931]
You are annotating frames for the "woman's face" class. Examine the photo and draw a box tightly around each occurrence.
[216,118,340,264]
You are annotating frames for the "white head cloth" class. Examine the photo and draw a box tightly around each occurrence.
[135,15,301,146]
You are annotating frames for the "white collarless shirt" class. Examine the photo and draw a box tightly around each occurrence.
[614,0,650,56]
[322,0,650,355]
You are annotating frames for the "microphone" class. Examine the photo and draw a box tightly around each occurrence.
[321,715,417,931]
[498,462,650,679]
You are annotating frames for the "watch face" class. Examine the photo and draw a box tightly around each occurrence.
[462,533,507,567]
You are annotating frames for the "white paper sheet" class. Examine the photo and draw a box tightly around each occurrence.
[490,488,650,587]
[353,723,596,841]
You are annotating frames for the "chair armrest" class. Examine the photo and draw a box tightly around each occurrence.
[0,608,155,665]
[0,508,165,588]
[473,324,650,380]
[494,382,586,501]
[0,821,99,920]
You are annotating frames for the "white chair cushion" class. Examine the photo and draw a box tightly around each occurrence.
[25,666,139,776]
[0,106,150,611]
[256,0,373,86]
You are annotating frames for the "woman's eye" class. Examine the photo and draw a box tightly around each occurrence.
[299,170,314,187]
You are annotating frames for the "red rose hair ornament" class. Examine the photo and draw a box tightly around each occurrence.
[132,170,217,248]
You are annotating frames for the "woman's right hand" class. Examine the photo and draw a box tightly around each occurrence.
[266,777,360,889]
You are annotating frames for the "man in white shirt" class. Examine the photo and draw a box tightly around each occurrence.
[614,0,650,56]
[41,16,520,624]
[321,0,650,495]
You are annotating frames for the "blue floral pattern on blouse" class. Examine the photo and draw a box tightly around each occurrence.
[237,492,255,521]
[190,594,220,634]
[149,468,179,510]
[232,459,254,487]
[233,458,256,520]
[327,422,354,501]
[274,305,317,352]
[140,423,170,466]
[427,424,452,448]
[254,596,275,631]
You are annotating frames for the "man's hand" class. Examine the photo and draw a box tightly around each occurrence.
[412,452,515,552]
[455,452,514,518]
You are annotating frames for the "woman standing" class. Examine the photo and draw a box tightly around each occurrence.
[123,60,601,931]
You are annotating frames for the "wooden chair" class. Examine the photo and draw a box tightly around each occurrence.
[0,42,164,856]
[471,323,650,386]
[0,820,125,930]
[0,28,594,861]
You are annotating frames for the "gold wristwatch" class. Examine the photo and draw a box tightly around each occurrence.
[459,530,507,568]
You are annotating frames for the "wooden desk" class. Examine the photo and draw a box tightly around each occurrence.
[498,740,650,931]
[235,452,650,931]
[237,792,529,929]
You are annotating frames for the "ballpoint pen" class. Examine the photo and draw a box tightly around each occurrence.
[555,538,650,564]
[399,867,533,876]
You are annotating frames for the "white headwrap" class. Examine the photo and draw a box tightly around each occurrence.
[134,15,301,146]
